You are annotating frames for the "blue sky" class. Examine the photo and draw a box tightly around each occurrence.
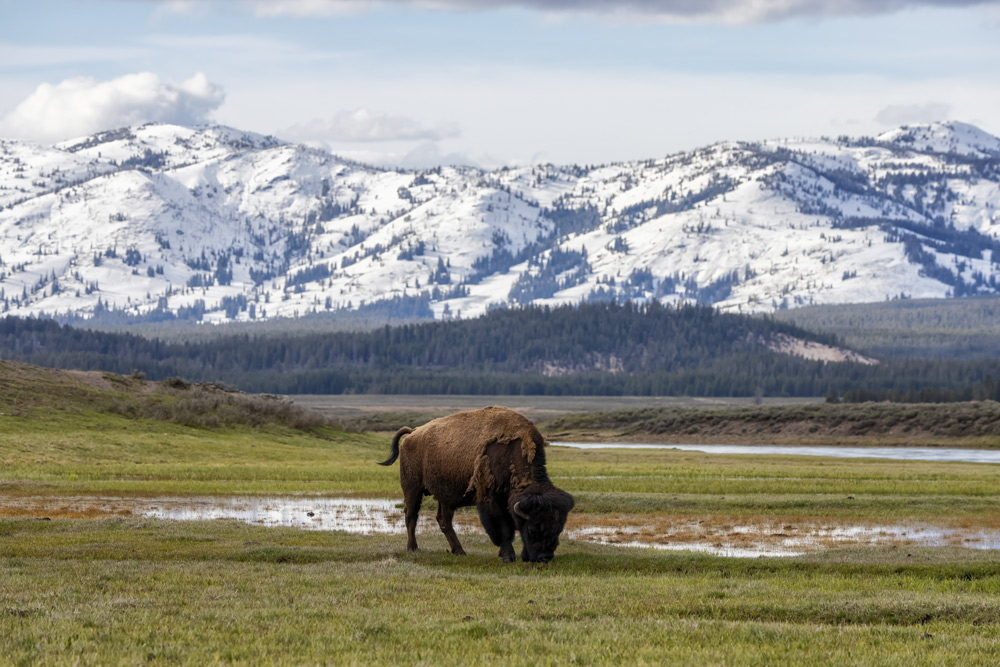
[2,0,999,167]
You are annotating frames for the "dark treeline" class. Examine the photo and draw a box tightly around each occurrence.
[2,302,1000,400]
[774,296,1000,361]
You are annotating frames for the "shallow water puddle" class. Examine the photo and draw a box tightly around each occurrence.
[0,496,447,534]
[2,495,998,558]
[565,516,1000,558]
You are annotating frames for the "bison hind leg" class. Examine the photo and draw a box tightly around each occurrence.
[403,487,423,552]
[436,503,466,556]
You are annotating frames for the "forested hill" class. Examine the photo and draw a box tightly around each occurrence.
[774,296,1000,361]
[2,302,999,399]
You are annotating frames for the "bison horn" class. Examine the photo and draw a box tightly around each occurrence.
[513,502,530,520]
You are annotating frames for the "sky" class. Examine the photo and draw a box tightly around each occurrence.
[2,0,999,168]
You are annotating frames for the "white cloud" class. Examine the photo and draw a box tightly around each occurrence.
[0,72,225,144]
[217,65,1000,167]
[394,141,484,169]
[249,0,380,16]
[152,0,210,16]
[331,142,488,169]
[875,102,952,125]
[281,108,460,143]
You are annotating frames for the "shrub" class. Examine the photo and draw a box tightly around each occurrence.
[164,377,191,390]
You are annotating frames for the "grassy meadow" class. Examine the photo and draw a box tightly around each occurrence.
[2,361,1000,664]
[4,519,1000,665]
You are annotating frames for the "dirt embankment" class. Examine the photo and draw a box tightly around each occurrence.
[543,402,1000,447]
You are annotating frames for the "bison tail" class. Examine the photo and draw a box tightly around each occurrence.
[377,426,413,466]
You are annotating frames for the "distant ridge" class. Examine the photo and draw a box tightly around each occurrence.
[1,120,998,324]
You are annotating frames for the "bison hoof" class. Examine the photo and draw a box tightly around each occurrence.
[451,548,467,556]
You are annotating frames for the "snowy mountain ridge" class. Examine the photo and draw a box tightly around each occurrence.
[1,120,999,324]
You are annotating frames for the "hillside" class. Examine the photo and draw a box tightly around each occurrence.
[774,295,1000,360]
[3,302,1000,400]
[0,358,331,431]
[1,121,999,324]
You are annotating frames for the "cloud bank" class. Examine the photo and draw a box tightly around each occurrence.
[246,0,999,22]
[282,108,460,144]
[0,72,225,144]
[875,102,952,125]
[249,0,379,16]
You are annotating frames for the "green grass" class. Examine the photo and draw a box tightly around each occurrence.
[3,362,1000,663]
[0,360,390,496]
[555,447,1000,520]
[6,406,1000,521]
[0,407,389,496]
[2,518,1000,665]
[5,402,1000,521]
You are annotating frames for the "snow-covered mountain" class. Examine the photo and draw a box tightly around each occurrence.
[1,121,999,324]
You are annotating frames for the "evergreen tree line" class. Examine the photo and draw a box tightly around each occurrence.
[2,302,999,400]
[774,296,1000,361]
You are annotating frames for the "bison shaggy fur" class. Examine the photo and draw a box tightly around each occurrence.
[378,406,574,563]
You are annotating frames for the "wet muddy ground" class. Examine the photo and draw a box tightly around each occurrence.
[3,495,999,558]
[566,514,1000,557]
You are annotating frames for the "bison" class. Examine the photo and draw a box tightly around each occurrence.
[378,406,574,563]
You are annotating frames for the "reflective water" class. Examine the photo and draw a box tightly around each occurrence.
[568,519,1000,558]
[0,495,452,535]
[142,496,424,533]
[4,495,999,558]
[554,442,1000,463]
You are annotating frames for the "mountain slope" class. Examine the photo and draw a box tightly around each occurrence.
[1,121,998,323]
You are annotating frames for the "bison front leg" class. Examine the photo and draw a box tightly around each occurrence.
[478,505,516,562]
[436,503,466,555]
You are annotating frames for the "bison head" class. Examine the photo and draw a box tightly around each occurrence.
[510,485,575,563]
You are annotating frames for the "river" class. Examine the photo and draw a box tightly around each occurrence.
[553,442,1000,463]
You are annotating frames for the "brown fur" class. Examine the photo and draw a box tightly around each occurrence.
[379,406,574,562]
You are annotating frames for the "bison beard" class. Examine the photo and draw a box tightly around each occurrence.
[377,406,574,563]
